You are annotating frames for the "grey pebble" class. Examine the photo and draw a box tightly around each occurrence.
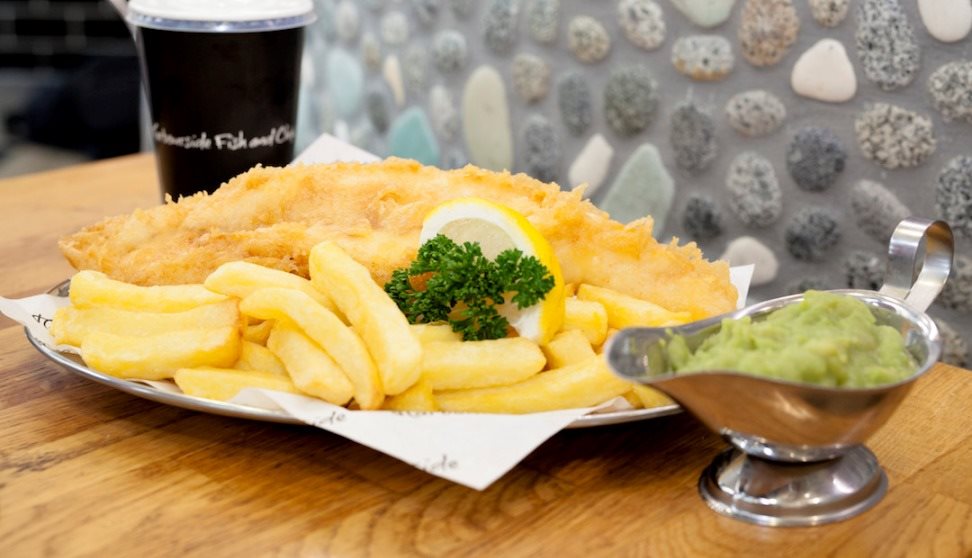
[604,65,659,137]
[335,0,360,43]
[671,35,734,81]
[527,0,559,44]
[844,250,884,290]
[557,72,593,136]
[726,151,783,228]
[784,207,841,261]
[935,319,969,368]
[617,0,665,51]
[738,0,799,67]
[928,61,972,124]
[724,90,786,137]
[365,89,390,133]
[939,256,972,312]
[511,53,551,103]
[568,16,611,63]
[433,30,467,73]
[855,0,920,91]
[450,0,476,18]
[484,0,520,55]
[809,0,849,27]
[522,115,561,182]
[361,32,382,70]
[936,156,972,239]
[443,148,469,169]
[412,0,440,26]
[403,43,428,92]
[786,127,846,192]
[363,0,384,11]
[785,276,834,294]
[682,194,724,240]
[849,179,910,244]
[670,101,718,175]
[381,11,409,45]
[855,103,936,170]
[429,85,458,140]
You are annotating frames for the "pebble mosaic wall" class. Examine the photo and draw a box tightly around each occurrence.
[296,0,972,365]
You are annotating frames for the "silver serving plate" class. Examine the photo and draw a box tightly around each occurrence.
[605,218,953,526]
[26,280,681,429]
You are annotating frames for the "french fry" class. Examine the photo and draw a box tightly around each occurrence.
[622,390,644,409]
[175,367,300,401]
[630,385,675,408]
[80,326,240,380]
[69,270,227,311]
[563,297,609,346]
[435,356,631,414]
[242,288,382,409]
[541,329,596,369]
[204,261,337,313]
[309,241,422,395]
[577,284,692,328]
[421,338,546,390]
[50,299,241,347]
[234,340,287,375]
[266,322,354,405]
[410,323,462,344]
[382,379,438,412]
[243,320,274,344]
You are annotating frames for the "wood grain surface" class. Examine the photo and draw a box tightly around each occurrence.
[1,155,970,557]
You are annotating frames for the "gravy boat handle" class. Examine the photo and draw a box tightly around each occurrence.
[879,218,952,313]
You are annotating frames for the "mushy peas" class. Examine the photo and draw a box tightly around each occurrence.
[665,291,917,387]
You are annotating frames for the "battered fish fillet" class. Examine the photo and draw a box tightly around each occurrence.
[60,159,736,319]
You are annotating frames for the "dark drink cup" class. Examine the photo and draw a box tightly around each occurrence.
[127,1,315,199]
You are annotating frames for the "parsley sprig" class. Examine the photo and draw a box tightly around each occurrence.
[384,234,555,341]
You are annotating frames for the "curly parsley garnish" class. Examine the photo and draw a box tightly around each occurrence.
[384,234,555,341]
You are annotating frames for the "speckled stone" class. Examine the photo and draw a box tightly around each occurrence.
[335,0,359,43]
[928,62,972,124]
[670,101,718,175]
[785,207,841,261]
[389,107,440,166]
[671,0,736,29]
[855,103,936,170]
[790,39,857,103]
[557,72,592,136]
[725,151,783,227]
[521,115,561,182]
[327,49,364,118]
[381,11,409,45]
[383,55,406,107]
[844,250,884,290]
[682,194,724,241]
[809,0,848,27]
[599,143,675,231]
[361,32,381,70]
[724,90,786,137]
[365,89,390,133]
[856,0,920,91]
[412,0,440,26]
[484,0,520,55]
[671,35,734,80]
[738,0,799,67]
[511,53,551,103]
[443,148,468,169]
[527,0,559,44]
[719,236,779,286]
[568,16,611,63]
[462,65,514,171]
[433,30,467,73]
[850,179,910,244]
[786,127,846,192]
[936,156,972,239]
[618,0,666,51]
[939,256,972,312]
[918,0,972,43]
[935,319,969,368]
[429,85,458,140]
[450,0,476,18]
[604,65,659,137]
[568,133,614,195]
[403,44,428,92]
[350,121,373,150]
[785,276,834,294]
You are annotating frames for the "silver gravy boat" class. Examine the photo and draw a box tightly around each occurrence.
[604,218,953,527]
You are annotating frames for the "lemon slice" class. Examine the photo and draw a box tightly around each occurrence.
[420,197,565,344]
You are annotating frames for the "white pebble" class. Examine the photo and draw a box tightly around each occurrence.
[568,134,614,196]
[791,39,856,103]
[918,0,972,43]
[718,236,779,286]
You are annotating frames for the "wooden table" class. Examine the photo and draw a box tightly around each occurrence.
[2,154,971,557]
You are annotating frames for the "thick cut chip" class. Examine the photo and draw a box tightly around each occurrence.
[577,284,692,328]
[175,367,300,401]
[204,261,337,313]
[541,329,596,369]
[630,385,674,408]
[80,326,240,380]
[234,340,287,375]
[243,320,274,344]
[51,299,241,347]
[410,323,463,344]
[435,356,631,414]
[562,297,609,345]
[309,241,421,395]
[243,288,382,409]
[69,270,227,311]
[266,322,354,405]
[382,379,438,412]
[421,338,546,390]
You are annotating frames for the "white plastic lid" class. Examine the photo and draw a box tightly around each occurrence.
[128,0,315,31]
